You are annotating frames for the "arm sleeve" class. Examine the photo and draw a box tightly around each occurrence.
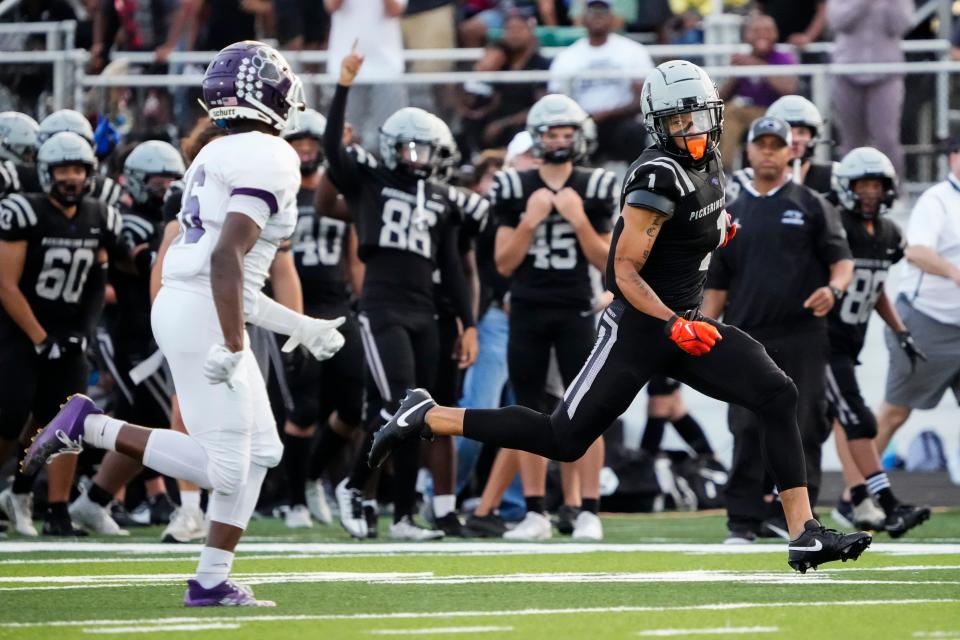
[0,161,20,197]
[889,220,906,263]
[0,194,38,241]
[489,170,521,229]
[813,195,853,264]
[454,187,491,238]
[621,161,682,219]
[78,261,107,338]
[438,220,475,328]
[323,83,361,196]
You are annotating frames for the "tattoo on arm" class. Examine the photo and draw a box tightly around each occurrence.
[645,216,663,238]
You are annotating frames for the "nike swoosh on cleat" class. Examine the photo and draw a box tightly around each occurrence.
[397,399,433,427]
[787,539,823,552]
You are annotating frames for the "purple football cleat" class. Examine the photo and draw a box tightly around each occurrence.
[22,394,101,476]
[184,580,276,607]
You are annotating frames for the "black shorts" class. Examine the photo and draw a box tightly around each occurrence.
[825,352,877,440]
[95,329,172,429]
[647,375,681,397]
[287,311,364,428]
[508,301,595,411]
[0,335,89,440]
[357,307,439,425]
[275,0,329,43]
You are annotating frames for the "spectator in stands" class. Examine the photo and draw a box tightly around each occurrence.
[276,0,330,50]
[569,0,635,31]
[548,0,653,163]
[460,0,564,48]
[717,13,797,171]
[460,13,550,154]
[154,0,265,64]
[827,0,911,177]
[875,141,960,457]
[326,0,409,146]
[755,0,826,48]
[401,0,458,115]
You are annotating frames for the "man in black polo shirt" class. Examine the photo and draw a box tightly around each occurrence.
[703,116,854,542]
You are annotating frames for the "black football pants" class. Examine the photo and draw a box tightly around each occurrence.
[464,300,807,492]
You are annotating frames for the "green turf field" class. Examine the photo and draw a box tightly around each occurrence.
[1,510,957,639]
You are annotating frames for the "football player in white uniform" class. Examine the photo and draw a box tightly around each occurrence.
[23,41,345,607]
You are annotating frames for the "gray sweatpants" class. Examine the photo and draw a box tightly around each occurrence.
[830,76,905,177]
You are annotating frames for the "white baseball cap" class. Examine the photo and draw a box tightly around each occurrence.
[505,131,534,164]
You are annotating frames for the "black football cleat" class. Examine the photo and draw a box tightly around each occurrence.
[787,519,871,573]
[368,388,436,469]
[555,505,578,536]
[884,504,931,539]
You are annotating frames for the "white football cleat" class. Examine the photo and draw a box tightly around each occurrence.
[69,493,129,536]
[335,478,367,539]
[0,488,38,537]
[503,511,552,541]
[388,516,444,541]
[852,496,886,530]
[571,511,603,541]
[162,505,207,543]
[285,504,313,529]
[305,480,332,524]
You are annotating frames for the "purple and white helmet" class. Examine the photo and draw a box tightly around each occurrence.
[201,41,304,131]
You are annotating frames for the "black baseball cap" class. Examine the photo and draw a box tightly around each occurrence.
[748,116,793,146]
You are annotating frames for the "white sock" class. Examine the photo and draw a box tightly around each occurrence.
[195,546,234,589]
[142,430,213,490]
[180,490,201,512]
[82,415,124,450]
[433,494,456,519]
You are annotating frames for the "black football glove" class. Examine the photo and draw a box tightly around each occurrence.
[34,335,87,360]
[896,331,927,372]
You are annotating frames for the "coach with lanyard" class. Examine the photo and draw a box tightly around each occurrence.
[874,139,960,455]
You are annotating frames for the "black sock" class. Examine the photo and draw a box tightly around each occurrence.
[309,423,350,481]
[875,488,899,514]
[11,449,34,494]
[581,498,599,514]
[392,439,420,523]
[640,417,667,455]
[850,483,869,505]
[672,414,713,456]
[87,482,114,507]
[46,501,69,521]
[525,496,545,515]
[283,434,312,506]
[865,471,899,514]
[347,430,375,491]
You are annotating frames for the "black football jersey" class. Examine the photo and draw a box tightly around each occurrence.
[827,214,905,358]
[0,164,122,205]
[105,205,163,356]
[493,166,616,308]
[290,186,351,313]
[325,144,467,312]
[608,147,726,310]
[434,187,490,316]
[0,192,126,340]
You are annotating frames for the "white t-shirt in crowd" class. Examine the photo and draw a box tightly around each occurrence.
[327,0,408,80]
[548,33,654,114]
[898,172,960,326]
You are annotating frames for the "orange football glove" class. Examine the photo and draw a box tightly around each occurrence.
[666,314,722,356]
[720,212,737,248]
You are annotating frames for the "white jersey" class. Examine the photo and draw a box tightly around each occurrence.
[162,131,300,314]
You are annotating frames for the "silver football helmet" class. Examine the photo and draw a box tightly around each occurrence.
[123,140,186,207]
[283,108,327,175]
[38,109,95,146]
[379,107,445,178]
[766,95,824,159]
[430,113,460,182]
[641,60,723,166]
[0,112,40,165]
[37,131,97,205]
[835,147,897,218]
[526,94,589,163]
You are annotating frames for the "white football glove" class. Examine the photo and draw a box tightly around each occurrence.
[281,316,346,361]
[203,344,244,389]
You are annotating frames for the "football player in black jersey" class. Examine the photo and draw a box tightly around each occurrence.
[0,132,129,536]
[0,111,39,198]
[825,147,931,537]
[324,48,477,540]
[67,140,186,536]
[370,60,871,572]
[278,108,365,529]
[490,94,616,541]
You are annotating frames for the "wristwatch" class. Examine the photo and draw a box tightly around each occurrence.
[829,286,845,301]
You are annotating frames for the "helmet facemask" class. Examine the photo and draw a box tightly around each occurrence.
[846,176,896,220]
[651,104,723,165]
[48,163,94,206]
[533,124,583,164]
[396,140,438,179]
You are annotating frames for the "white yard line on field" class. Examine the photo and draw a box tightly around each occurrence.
[0,541,957,556]
[368,627,513,635]
[82,623,242,634]
[637,627,779,637]
[1,598,958,630]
